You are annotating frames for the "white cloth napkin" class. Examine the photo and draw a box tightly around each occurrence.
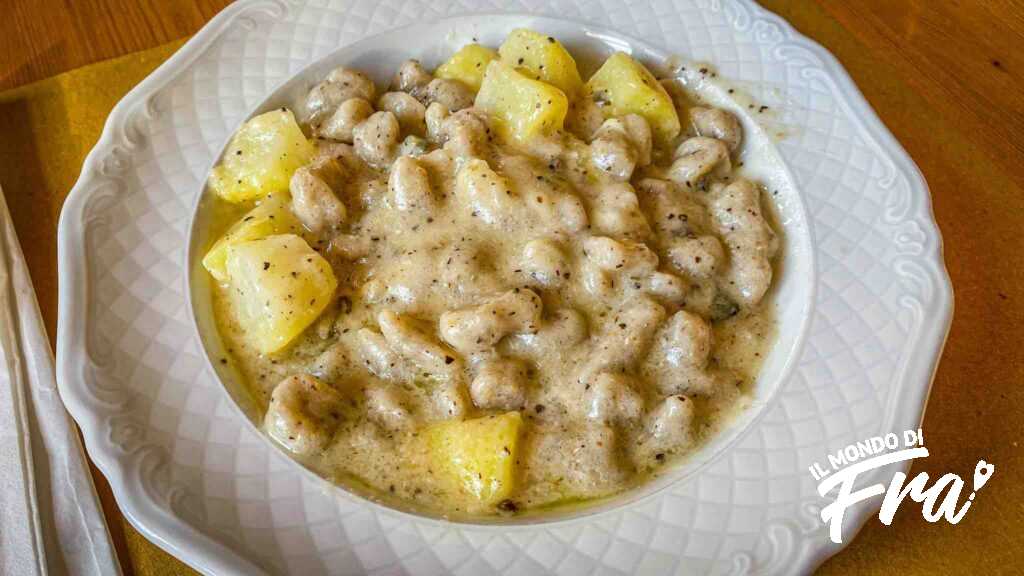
[0,185,120,576]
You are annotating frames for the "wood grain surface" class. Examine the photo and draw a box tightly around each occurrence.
[0,0,228,90]
[1,0,1022,574]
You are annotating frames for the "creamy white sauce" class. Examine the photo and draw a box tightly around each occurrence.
[207,52,780,519]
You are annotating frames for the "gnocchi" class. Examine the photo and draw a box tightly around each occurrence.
[204,29,779,518]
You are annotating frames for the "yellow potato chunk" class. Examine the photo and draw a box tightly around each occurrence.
[435,43,499,92]
[426,411,523,505]
[224,234,337,354]
[202,193,302,282]
[498,29,583,99]
[475,60,568,143]
[208,109,315,203]
[585,52,680,145]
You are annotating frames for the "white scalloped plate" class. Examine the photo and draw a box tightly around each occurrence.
[56,1,952,575]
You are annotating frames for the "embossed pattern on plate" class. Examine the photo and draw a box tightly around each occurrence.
[56,1,952,574]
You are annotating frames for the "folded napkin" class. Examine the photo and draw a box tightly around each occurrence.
[0,183,120,574]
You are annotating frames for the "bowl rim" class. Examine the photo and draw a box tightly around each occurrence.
[183,11,818,527]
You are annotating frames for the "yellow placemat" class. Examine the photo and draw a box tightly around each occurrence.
[0,40,186,343]
[0,39,199,576]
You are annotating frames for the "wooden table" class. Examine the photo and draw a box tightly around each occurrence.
[3,1,1022,574]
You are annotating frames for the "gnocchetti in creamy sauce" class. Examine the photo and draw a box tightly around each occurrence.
[201,29,780,518]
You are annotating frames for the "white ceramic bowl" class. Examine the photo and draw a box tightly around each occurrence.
[57,2,952,574]
[188,12,816,524]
